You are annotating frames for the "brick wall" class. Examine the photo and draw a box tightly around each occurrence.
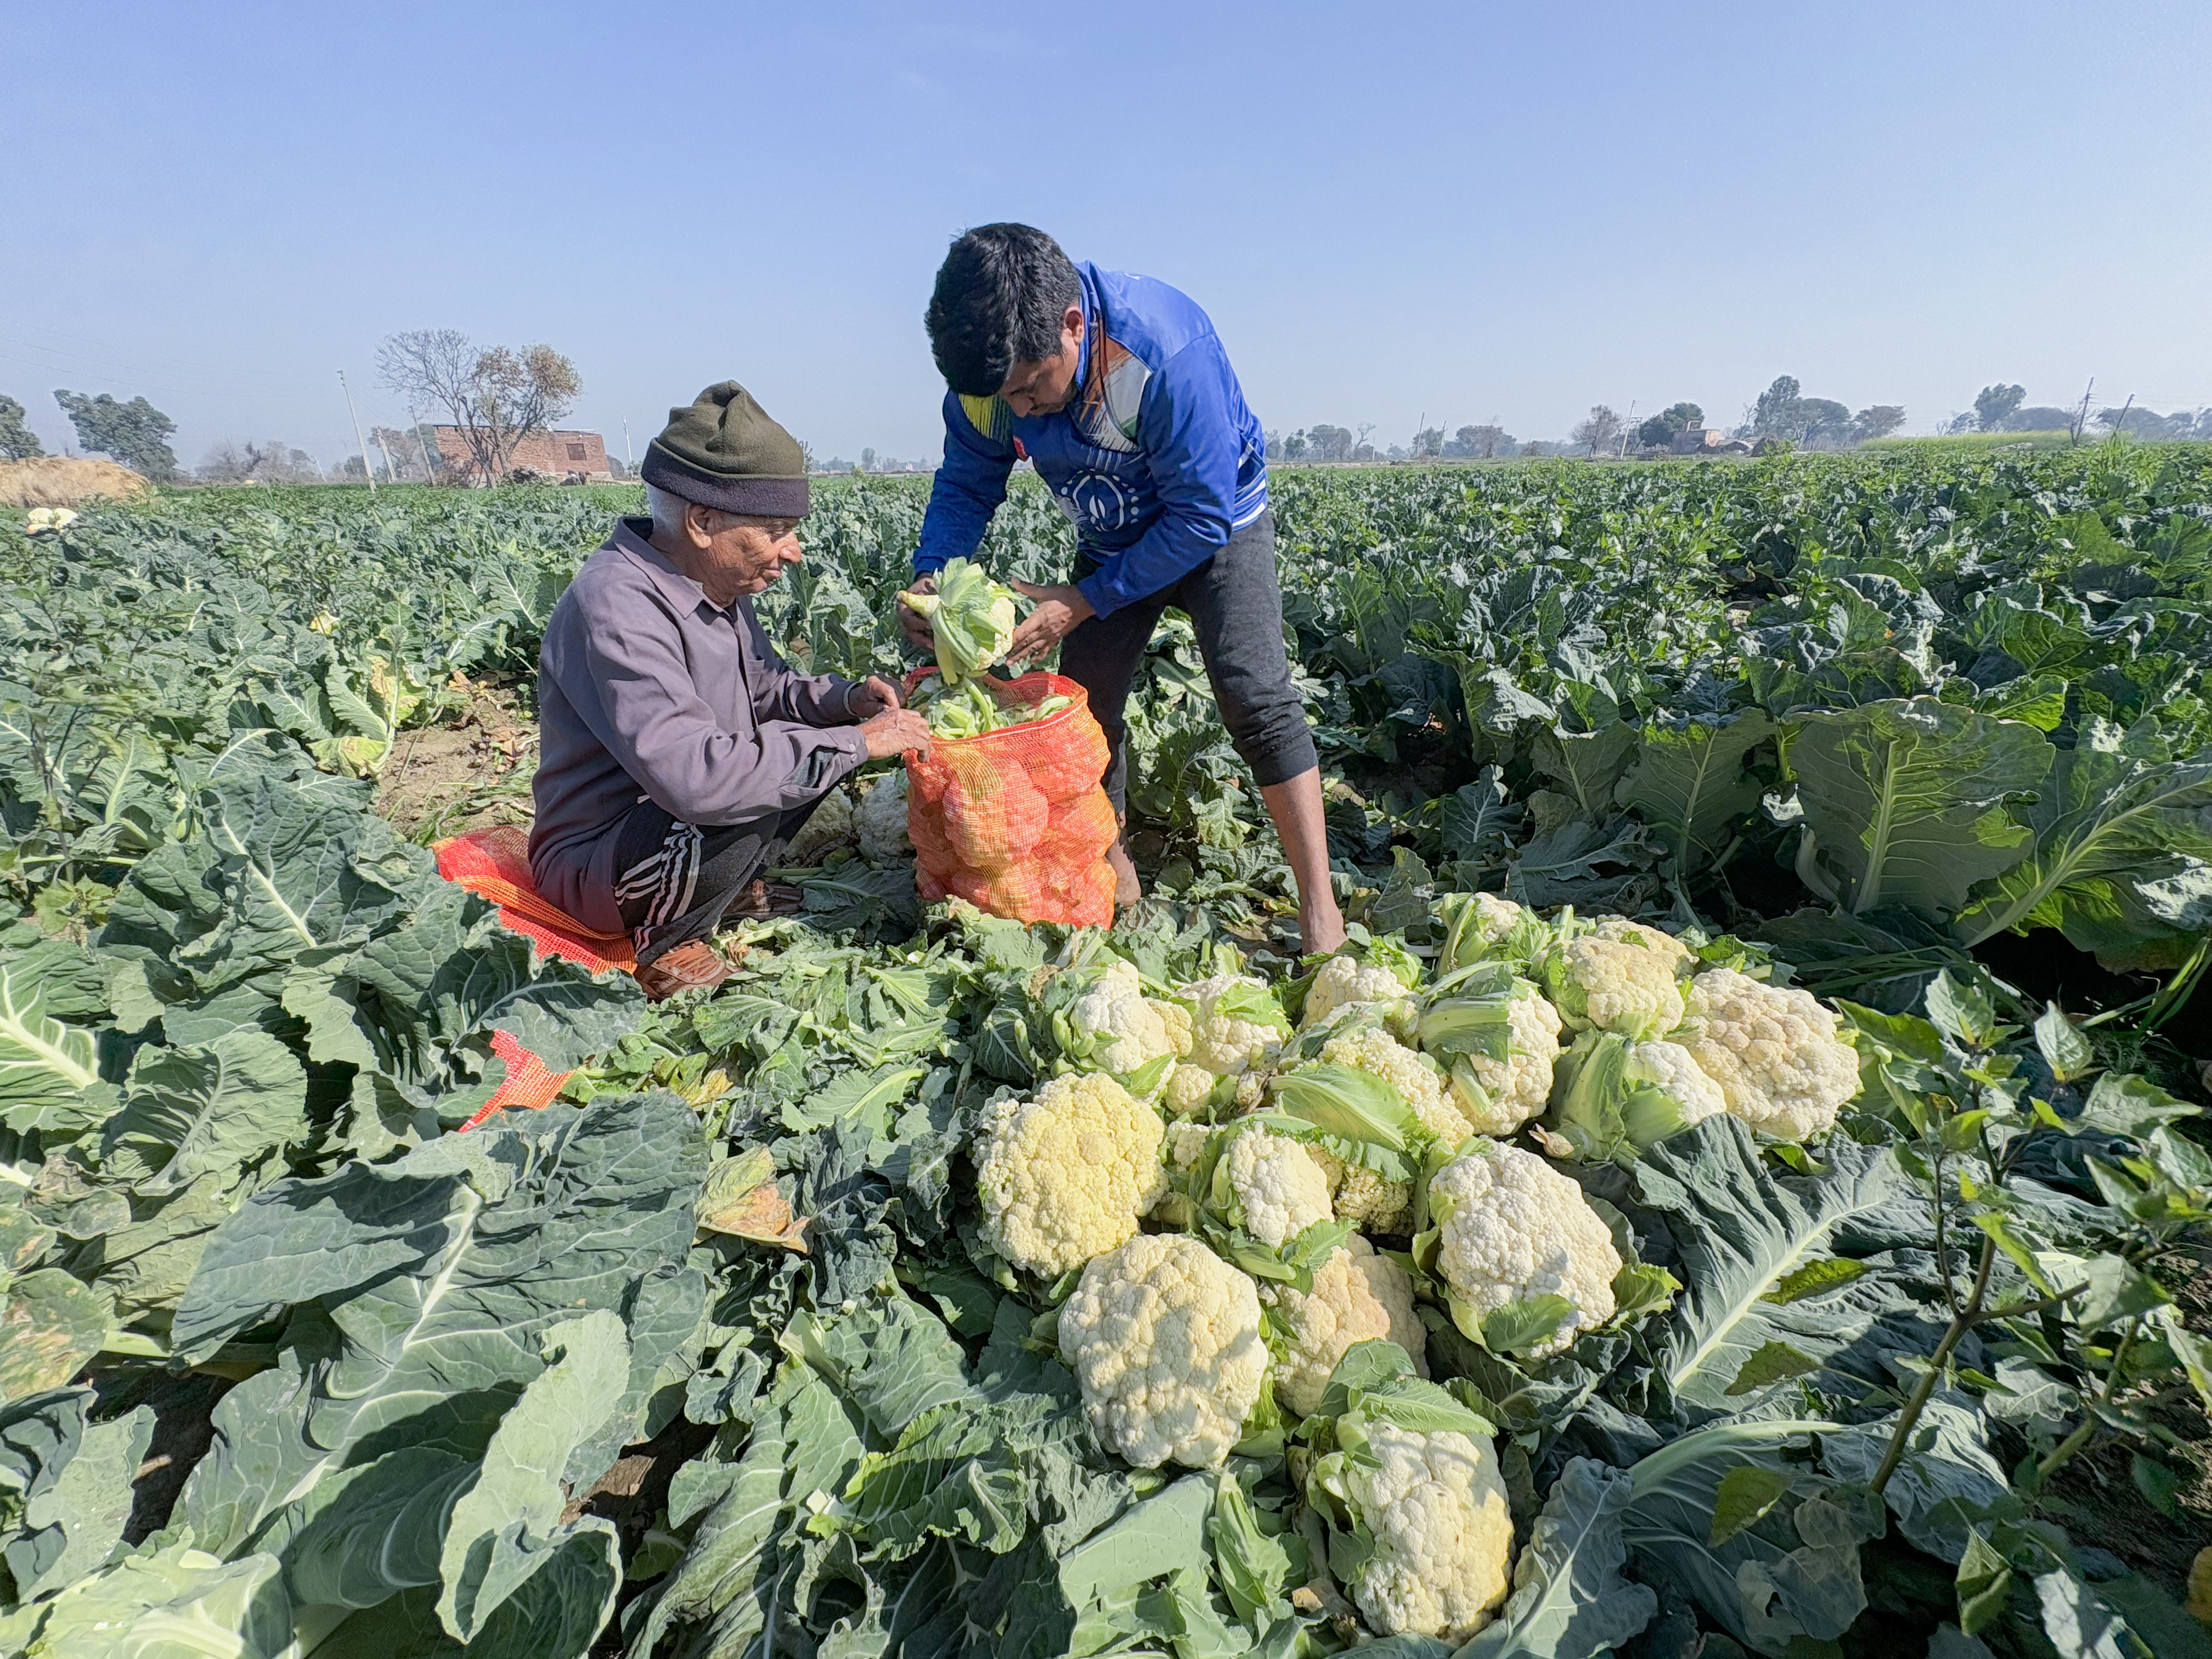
[430,426,612,482]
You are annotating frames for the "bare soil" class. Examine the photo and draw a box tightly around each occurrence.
[376,673,538,843]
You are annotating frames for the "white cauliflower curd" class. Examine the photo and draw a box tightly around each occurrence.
[1425,1138,1620,1356]
[1058,1233,1267,1469]
[1322,1025,1473,1147]
[1161,973,1289,1116]
[1222,1123,1334,1249]
[1329,1422,1515,1641]
[1677,967,1860,1141]
[1065,958,1193,1081]
[973,1073,1167,1277]
[1309,1147,1414,1237]
[1442,980,1565,1136]
[856,771,911,864]
[1262,1237,1427,1417]
[1539,921,1690,1040]
[1302,954,1415,1030]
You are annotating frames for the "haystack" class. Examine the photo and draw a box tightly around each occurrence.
[0,456,154,509]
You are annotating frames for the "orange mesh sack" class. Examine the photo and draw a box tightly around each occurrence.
[902,669,1117,927]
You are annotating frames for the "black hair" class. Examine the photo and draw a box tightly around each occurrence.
[924,223,1081,397]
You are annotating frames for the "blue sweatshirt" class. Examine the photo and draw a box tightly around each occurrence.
[912,262,1268,618]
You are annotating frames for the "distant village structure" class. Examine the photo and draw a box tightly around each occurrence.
[428,425,613,483]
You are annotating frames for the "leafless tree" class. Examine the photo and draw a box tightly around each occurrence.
[1570,405,1624,458]
[376,330,582,484]
[198,438,320,483]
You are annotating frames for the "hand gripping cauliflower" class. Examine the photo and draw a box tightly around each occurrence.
[1301,953,1417,1031]
[1161,973,1290,1117]
[1423,1139,1621,1357]
[1221,1122,1335,1249]
[856,772,912,865]
[1063,958,1193,1085]
[1423,978,1565,1136]
[1262,1237,1427,1417]
[1677,967,1860,1141]
[1539,917,1691,1041]
[1058,1232,1268,1469]
[1330,1421,1514,1640]
[1321,1026,1474,1148]
[973,1073,1168,1277]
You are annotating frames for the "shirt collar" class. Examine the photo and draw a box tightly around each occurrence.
[1071,263,1098,393]
[612,515,733,619]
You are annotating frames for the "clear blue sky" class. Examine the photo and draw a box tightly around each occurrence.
[5,1,2208,471]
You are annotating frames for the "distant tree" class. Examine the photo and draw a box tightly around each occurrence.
[2095,405,2193,439]
[1635,402,1703,449]
[1385,443,1408,461]
[1570,405,1623,457]
[1263,429,1283,461]
[199,439,320,483]
[1410,426,1446,460]
[1282,429,1310,461]
[1443,423,1513,459]
[1797,398,1853,444]
[1351,443,1378,462]
[2003,405,2075,433]
[1308,424,1354,462]
[1356,422,1378,456]
[376,330,580,485]
[1743,377,1806,439]
[54,390,178,481]
[1849,405,1907,443]
[1972,383,2026,432]
[861,447,878,472]
[0,393,43,460]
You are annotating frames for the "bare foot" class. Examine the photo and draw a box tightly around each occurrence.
[1107,841,1142,908]
[1299,899,1346,956]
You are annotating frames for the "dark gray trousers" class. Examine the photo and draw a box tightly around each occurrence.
[1061,509,1317,817]
[611,797,819,964]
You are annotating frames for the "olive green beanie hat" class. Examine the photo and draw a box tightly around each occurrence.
[641,381,808,517]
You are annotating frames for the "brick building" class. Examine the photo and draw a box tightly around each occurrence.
[430,425,613,483]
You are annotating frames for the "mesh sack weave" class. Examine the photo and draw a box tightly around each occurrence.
[903,669,1117,927]
[433,826,635,1126]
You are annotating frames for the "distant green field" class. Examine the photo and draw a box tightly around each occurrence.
[1860,428,2080,455]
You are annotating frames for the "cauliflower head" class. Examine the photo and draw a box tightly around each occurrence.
[1543,1030,1728,1166]
[1540,926,1688,1040]
[1065,958,1192,1080]
[783,784,856,864]
[1263,1237,1427,1417]
[1169,973,1289,1110]
[1678,968,1859,1141]
[1322,1026,1472,1148]
[1426,1139,1620,1356]
[1058,1232,1267,1469]
[974,1073,1168,1277]
[1303,955,1415,1030]
[1631,1038,1728,1125]
[1443,981,1565,1136]
[1334,1422,1514,1640]
[1310,1147,1414,1237]
[856,771,911,864]
[1222,1123,1334,1249]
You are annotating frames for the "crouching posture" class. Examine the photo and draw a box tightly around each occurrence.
[530,381,929,998]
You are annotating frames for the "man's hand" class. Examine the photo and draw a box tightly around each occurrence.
[859,707,932,760]
[898,573,937,652]
[1006,579,1096,667]
[842,675,903,720]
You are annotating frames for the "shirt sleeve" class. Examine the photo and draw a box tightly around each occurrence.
[574,603,866,826]
[914,390,1015,577]
[737,601,860,726]
[1073,335,1240,619]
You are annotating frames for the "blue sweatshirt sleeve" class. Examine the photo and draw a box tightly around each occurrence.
[1073,335,1242,618]
[914,391,1017,577]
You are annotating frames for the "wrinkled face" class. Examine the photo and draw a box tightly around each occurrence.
[997,304,1086,417]
[687,507,803,603]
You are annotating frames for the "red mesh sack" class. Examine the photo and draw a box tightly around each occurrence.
[433,826,635,1128]
[901,669,1118,927]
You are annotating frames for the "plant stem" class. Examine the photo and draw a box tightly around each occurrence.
[1872,1235,1995,1495]
[2034,1316,2142,1488]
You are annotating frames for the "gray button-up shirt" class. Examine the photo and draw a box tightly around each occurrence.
[529,517,868,933]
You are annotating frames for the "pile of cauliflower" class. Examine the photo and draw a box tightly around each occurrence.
[958,898,1861,1644]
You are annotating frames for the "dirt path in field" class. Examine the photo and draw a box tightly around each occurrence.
[375,673,538,843]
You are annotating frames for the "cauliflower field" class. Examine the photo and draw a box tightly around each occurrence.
[3,449,2211,1659]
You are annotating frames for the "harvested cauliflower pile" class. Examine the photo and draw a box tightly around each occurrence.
[1222,1123,1334,1249]
[1332,1422,1514,1640]
[1302,954,1414,1030]
[973,1074,1167,1276]
[1065,958,1192,1082]
[1263,1237,1427,1417]
[1321,1026,1471,1147]
[1678,967,1860,1141]
[1441,980,1564,1135]
[1540,919,1691,1040]
[1058,1232,1267,1469]
[1425,1138,1621,1356]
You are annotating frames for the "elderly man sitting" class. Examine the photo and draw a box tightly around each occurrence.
[530,381,930,998]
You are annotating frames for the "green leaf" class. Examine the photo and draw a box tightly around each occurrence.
[0,1271,112,1403]
[1616,708,1774,872]
[0,1395,153,1602]
[1725,1341,1823,1397]
[2034,1003,2096,1084]
[1209,1472,1295,1628]
[1788,696,2052,916]
[0,957,114,1136]
[1459,1458,1657,1659]
[100,1029,308,1196]
[1709,1464,1796,1545]
[1925,969,1999,1051]
[1482,1295,1578,1355]
[1956,1527,2014,1635]
[1764,1259,1872,1305]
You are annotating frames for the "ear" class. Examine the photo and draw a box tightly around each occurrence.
[684,499,718,549]
[1061,304,1084,351]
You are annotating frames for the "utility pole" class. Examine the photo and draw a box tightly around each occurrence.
[2070,377,2095,447]
[622,419,634,476]
[413,417,438,485]
[373,428,400,486]
[2105,393,2133,444]
[1620,400,1637,458]
[337,369,375,494]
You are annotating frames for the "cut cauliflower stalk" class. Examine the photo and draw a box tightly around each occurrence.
[1540,922,1689,1040]
[1444,981,1565,1136]
[973,1074,1167,1277]
[856,772,911,864]
[1331,1422,1514,1641]
[1310,1147,1414,1237]
[1066,958,1192,1081]
[1302,955,1414,1030]
[1322,1026,1472,1147]
[1263,1237,1427,1417]
[1058,1232,1268,1469]
[1426,1138,1621,1356]
[1678,967,1859,1141]
[1222,1123,1334,1249]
